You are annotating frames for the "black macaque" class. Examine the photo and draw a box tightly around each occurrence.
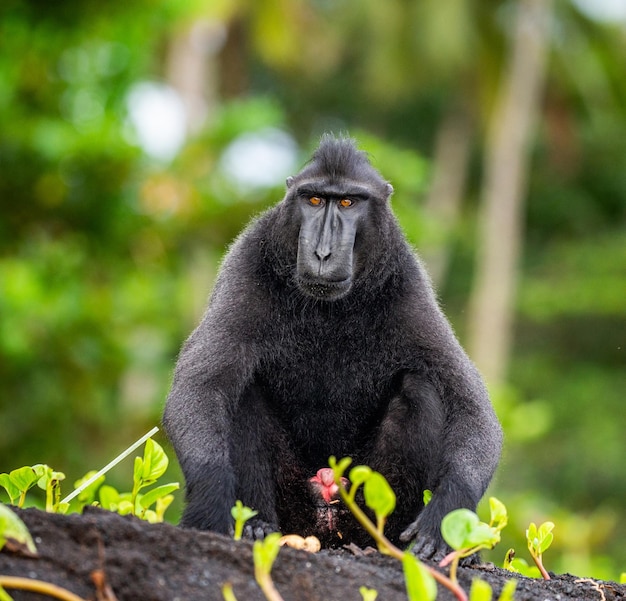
[163,134,502,559]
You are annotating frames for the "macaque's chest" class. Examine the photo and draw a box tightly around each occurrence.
[258,315,401,466]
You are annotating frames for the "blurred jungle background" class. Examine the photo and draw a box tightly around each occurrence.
[1,0,624,581]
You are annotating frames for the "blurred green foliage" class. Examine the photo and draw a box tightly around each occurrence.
[1,0,625,582]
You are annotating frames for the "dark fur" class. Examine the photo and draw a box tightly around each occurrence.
[163,135,502,558]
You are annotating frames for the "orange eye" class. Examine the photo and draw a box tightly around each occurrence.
[309,196,323,206]
[339,198,353,208]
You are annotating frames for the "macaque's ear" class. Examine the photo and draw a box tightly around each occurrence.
[286,176,295,188]
[385,183,394,198]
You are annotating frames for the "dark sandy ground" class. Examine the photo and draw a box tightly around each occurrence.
[1,507,625,601]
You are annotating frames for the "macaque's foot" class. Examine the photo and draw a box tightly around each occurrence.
[408,534,448,563]
[237,518,280,540]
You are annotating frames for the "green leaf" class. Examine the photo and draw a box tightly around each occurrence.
[441,509,499,551]
[253,532,282,575]
[469,578,492,601]
[505,556,541,578]
[402,553,436,601]
[359,586,378,601]
[74,471,106,506]
[349,466,373,489]
[537,522,554,554]
[0,475,20,503]
[497,579,517,601]
[222,582,239,601]
[526,521,554,556]
[117,500,134,515]
[133,456,144,485]
[0,503,37,554]
[98,484,120,510]
[0,583,13,601]
[489,497,508,530]
[423,489,433,506]
[31,465,48,479]
[538,532,553,554]
[142,439,154,479]
[363,472,396,519]
[231,500,259,540]
[50,471,65,485]
[329,456,352,480]
[141,439,168,482]
[143,509,158,523]
[502,548,515,570]
[620,573,626,585]
[138,483,180,510]
[155,495,175,522]
[231,499,258,522]
[33,464,52,490]
[9,467,38,492]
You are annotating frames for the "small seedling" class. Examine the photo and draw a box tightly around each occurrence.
[0,465,69,513]
[468,578,517,601]
[497,580,517,601]
[132,439,168,504]
[359,586,378,601]
[97,438,179,522]
[328,458,397,555]
[0,504,37,555]
[222,582,238,601]
[469,579,491,601]
[440,497,508,583]
[526,521,554,580]
[403,552,437,601]
[61,426,160,506]
[329,457,467,601]
[72,471,105,511]
[0,467,40,508]
[503,548,541,578]
[129,438,180,521]
[231,500,258,541]
[253,532,285,601]
[33,465,68,514]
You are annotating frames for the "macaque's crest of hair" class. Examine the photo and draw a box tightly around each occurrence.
[297,134,391,197]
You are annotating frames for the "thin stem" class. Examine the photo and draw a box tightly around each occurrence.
[340,487,402,559]
[45,483,53,513]
[449,556,459,584]
[0,577,88,601]
[337,482,467,601]
[440,545,484,568]
[256,573,285,601]
[531,553,551,580]
[222,582,239,601]
[429,569,467,601]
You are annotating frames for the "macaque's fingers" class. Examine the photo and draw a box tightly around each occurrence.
[399,518,420,543]
[242,519,280,540]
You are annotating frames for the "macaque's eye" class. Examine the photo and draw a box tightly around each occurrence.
[309,196,324,206]
[339,198,353,208]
